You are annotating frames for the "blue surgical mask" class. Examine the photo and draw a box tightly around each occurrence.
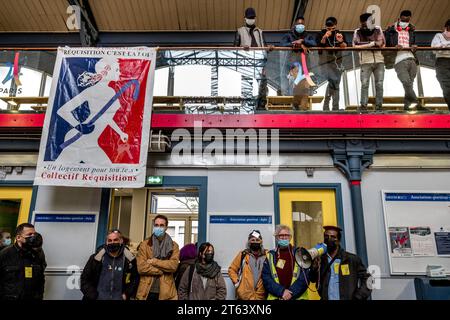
[295,24,305,34]
[3,238,11,246]
[277,239,290,247]
[153,227,165,237]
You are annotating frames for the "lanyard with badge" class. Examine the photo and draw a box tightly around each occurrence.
[25,265,33,279]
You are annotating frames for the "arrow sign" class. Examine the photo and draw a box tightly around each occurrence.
[147,176,163,185]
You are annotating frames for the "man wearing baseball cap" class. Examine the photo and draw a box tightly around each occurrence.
[309,225,372,300]
[228,230,268,300]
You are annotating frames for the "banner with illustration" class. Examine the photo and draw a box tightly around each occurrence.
[35,47,156,187]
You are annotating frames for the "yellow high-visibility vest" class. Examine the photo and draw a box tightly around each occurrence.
[266,251,309,300]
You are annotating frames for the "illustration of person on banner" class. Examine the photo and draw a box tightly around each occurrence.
[34,47,156,188]
[55,57,133,165]
[288,53,316,111]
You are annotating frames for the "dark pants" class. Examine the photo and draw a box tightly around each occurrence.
[436,58,450,110]
[323,62,343,111]
[394,58,418,107]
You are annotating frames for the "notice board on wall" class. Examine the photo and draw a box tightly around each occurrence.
[32,211,98,271]
[382,191,450,275]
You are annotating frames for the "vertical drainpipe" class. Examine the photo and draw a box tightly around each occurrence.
[347,154,369,267]
[332,144,375,268]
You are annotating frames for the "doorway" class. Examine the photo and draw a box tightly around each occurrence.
[0,187,33,238]
[276,184,344,300]
[146,190,199,248]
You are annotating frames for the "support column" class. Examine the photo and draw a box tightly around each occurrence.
[331,140,375,267]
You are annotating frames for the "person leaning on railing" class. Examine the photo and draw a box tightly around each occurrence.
[431,19,450,111]
[352,13,386,113]
[385,10,430,112]
[233,7,272,110]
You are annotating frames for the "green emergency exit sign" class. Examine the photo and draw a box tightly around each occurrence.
[147,176,163,185]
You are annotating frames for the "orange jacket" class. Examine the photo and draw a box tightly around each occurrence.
[228,250,267,300]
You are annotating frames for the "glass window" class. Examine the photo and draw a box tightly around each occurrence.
[291,201,324,249]
[151,194,199,215]
[421,66,445,99]
[44,75,52,96]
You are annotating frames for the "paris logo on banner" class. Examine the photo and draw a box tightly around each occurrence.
[35,47,156,188]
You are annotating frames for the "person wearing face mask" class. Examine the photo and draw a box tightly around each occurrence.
[317,17,347,111]
[309,226,372,300]
[178,242,227,300]
[0,223,46,300]
[136,214,180,300]
[234,7,265,48]
[234,7,271,111]
[353,13,386,113]
[280,16,317,96]
[281,16,317,50]
[228,230,268,300]
[431,19,450,110]
[385,10,430,112]
[80,229,139,300]
[0,231,12,251]
[261,225,310,300]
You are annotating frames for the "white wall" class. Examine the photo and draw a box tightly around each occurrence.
[34,185,103,300]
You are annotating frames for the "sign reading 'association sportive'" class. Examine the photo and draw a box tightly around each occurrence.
[34,47,156,187]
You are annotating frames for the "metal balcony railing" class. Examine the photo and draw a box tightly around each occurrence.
[0,47,449,114]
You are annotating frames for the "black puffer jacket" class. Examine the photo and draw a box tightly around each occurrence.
[0,243,47,300]
[80,245,139,300]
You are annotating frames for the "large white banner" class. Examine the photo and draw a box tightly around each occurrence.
[35,47,156,187]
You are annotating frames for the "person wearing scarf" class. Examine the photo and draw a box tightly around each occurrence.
[178,242,227,300]
[136,214,180,300]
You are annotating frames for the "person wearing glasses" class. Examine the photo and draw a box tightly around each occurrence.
[261,225,310,300]
[136,214,180,300]
[309,226,372,300]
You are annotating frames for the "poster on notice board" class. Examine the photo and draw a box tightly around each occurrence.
[388,227,413,257]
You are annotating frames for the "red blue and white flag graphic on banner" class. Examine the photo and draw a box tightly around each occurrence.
[35,47,156,187]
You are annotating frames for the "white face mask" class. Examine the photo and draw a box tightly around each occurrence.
[399,21,409,29]
[245,18,255,26]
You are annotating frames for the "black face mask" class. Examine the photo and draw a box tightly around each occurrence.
[361,27,375,36]
[204,253,214,263]
[249,243,261,251]
[107,243,122,253]
[23,235,41,250]
[325,239,338,252]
